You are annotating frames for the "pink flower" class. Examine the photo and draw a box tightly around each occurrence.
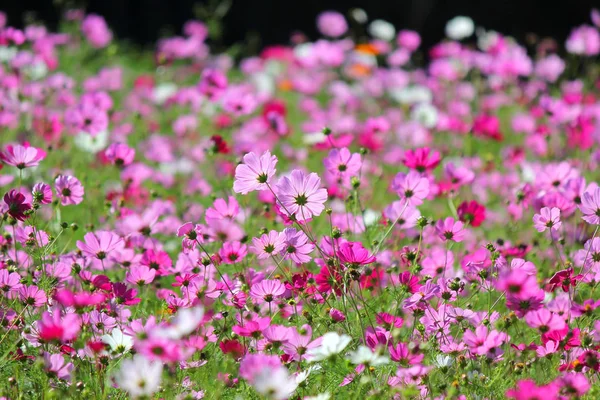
[19,285,47,307]
[392,171,430,206]
[250,279,286,304]
[579,187,600,224]
[55,175,84,205]
[250,230,286,259]
[435,217,466,242]
[525,309,566,333]
[206,196,239,220]
[233,151,278,194]
[81,14,112,48]
[126,265,157,286]
[76,231,123,260]
[0,144,46,169]
[463,325,509,358]
[275,170,328,221]
[105,143,135,166]
[44,353,74,381]
[323,147,362,177]
[38,310,81,342]
[317,11,348,38]
[533,207,562,232]
[282,228,314,264]
[566,25,600,56]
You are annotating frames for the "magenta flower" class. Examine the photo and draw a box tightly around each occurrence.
[233,151,278,194]
[19,285,47,307]
[275,170,328,221]
[250,279,286,304]
[506,379,559,400]
[435,217,466,242]
[337,241,376,267]
[0,143,46,169]
[55,175,84,205]
[218,241,248,264]
[392,171,430,206]
[533,207,562,232]
[250,230,286,259]
[32,183,53,204]
[3,189,32,221]
[579,187,600,224]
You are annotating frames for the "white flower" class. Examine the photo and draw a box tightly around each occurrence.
[347,345,390,366]
[389,85,433,105]
[0,46,17,62]
[351,8,368,24]
[252,367,298,400]
[74,130,108,153]
[368,20,396,41]
[305,394,331,400]
[155,306,205,339]
[307,332,352,362]
[101,328,133,353]
[445,16,475,40]
[152,83,178,105]
[295,365,322,385]
[114,355,163,398]
[411,103,439,129]
[363,209,380,227]
[303,131,327,145]
[434,355,453,369]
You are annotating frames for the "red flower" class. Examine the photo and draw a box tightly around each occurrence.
[3,190,32,221]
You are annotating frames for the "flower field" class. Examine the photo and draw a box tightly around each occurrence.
[2,7,600,400]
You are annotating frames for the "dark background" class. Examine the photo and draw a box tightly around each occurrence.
[3,0,600,52]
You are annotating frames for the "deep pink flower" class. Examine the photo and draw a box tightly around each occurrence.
[457,200,486,227]
[337,241,376,267]
[403,147,441,172]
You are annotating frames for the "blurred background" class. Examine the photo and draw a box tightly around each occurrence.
[3,0,599,53]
